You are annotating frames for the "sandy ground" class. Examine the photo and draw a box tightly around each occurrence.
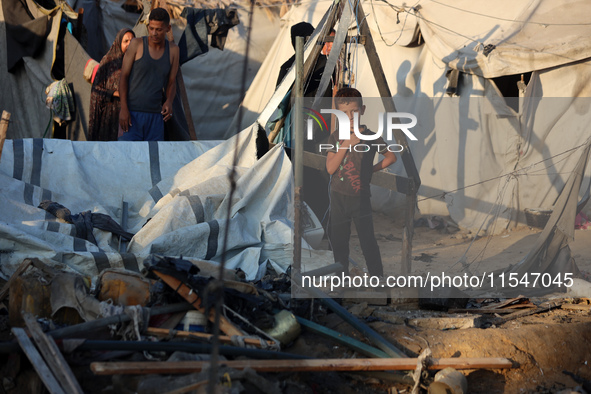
[349,212,591,281]
[319,214,591,393]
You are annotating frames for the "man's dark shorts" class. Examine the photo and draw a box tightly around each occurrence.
[118,111,164,141]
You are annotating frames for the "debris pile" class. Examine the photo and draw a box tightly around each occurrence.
[0,257,529,393]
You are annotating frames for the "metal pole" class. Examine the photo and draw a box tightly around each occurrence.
[293,36,305,275]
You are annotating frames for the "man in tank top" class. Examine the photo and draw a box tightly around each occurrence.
[118,8,180,141]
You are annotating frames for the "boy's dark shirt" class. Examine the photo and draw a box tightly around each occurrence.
[326,127,387,196]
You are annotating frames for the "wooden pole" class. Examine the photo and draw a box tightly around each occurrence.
[293,36,304,276]
[355,1,420,275]
[401,189,415,275]
[154,0,197,140]
[91,357,513,375]
[0,111,10,163]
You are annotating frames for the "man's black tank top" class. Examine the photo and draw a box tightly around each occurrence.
[128,36,171,113]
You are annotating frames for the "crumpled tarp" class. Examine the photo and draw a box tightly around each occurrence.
[0,126,315,281]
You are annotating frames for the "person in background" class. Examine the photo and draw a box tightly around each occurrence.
[88,28,135,141]
[118,8,179,141]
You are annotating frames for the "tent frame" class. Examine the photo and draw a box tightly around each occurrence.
[268,0,422,274]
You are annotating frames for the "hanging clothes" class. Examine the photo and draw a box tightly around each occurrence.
[178,7,240,65]
[45,78,75,126]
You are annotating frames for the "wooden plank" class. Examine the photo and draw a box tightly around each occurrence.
[448,308,516,315]
[154,0,197,140]
[267,116,285,143]
[493,302,563,324]
[0,258,32,301]
[0,110,10,163]
[145,327,272,348]
[91,357,513,375]
[22,313,84,394]
[295,316,390,358]
[562,303,591,311]
[12,328,66,394]
[152,270,244,337]
[481,296,532,310]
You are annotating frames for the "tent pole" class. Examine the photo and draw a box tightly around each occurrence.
[355,1,420,275]
[293,36,305,274]
[154,0,198,140]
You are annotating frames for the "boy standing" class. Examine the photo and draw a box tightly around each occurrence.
[325,87,397,277]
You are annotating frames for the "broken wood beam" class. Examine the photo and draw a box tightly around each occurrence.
[145,327,273,349]
[22,313,84,394]
[12,327,66,394]
[0,111,10,163]
[492,301,564,325]
[91,357,513,375]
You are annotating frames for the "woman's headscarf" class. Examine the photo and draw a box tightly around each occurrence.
[88,28,135,141]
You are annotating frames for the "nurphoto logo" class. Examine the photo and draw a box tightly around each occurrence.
[305,107,418,153]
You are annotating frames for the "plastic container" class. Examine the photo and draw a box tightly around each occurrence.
[175,310,208,332]
[428,367,468,394]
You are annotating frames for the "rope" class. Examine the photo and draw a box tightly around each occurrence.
[417,140,590,203]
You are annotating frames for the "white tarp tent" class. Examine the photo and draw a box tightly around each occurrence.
[0,128,307,280]
[230,0,591,235]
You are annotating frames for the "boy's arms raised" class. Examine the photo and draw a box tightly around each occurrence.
[326,134,360,174]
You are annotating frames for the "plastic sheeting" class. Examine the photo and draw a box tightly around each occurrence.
[0,127,304,280]
[415,0,591,78]
[233,0,591,235]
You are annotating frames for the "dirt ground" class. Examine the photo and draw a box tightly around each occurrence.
[353,212,591,279]
[327,212,591,393]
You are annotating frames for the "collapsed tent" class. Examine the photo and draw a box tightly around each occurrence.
[230,0,591,235]
[0,128,327,280]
